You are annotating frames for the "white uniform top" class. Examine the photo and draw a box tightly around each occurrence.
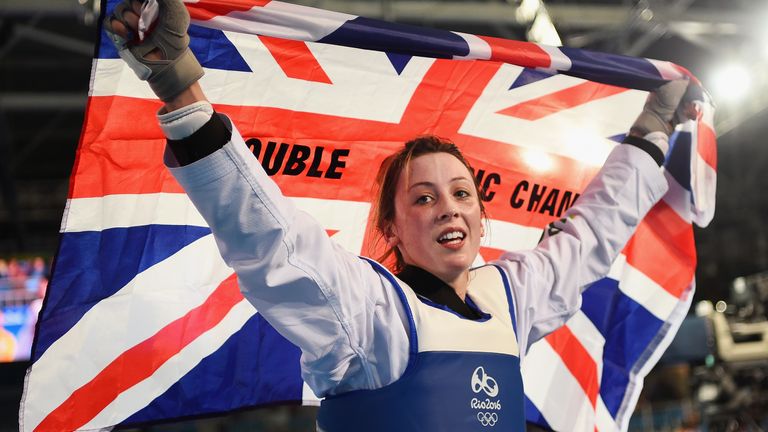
[159,102,669,398]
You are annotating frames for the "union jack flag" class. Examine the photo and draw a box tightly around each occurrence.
[20,1,717,431]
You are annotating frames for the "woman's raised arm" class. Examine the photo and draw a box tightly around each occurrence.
[104,0,413,397]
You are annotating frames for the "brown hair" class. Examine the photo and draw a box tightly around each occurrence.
[372,135,486,273]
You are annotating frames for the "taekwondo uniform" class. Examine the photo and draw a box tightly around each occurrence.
[158,101,668,430]
[318,262,525,431]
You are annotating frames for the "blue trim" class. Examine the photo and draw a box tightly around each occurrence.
[415,294,492,322]
[492,264,518,337]
[359,257,418,368]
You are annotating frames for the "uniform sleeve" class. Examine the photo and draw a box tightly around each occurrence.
[495,143,669,355]
[160,103,410,397]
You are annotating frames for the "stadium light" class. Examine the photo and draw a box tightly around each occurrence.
[709,63,751,104]
[521,148,555,172]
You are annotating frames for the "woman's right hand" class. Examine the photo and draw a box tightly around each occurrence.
[104,0,207,110]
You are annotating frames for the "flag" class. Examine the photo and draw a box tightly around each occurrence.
[20,1,717,431]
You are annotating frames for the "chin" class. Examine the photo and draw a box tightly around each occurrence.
[443,258,473,274]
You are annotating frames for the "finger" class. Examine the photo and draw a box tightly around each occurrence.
[131,0,143,15]
[109,18,130,39]
[123,9,140,32]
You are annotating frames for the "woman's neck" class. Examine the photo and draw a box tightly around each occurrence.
[448,277,469,301]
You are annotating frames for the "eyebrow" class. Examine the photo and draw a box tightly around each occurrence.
[408,176,473,191]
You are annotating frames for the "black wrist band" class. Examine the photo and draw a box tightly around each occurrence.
[167,112,232,166]
[622,135,664,166]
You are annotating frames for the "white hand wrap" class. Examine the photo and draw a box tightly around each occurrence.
[158,101,214,140]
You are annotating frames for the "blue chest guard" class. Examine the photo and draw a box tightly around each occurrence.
[317,260,525,432]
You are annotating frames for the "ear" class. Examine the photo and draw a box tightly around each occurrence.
[384,224,400,248]
[480,224,486,238]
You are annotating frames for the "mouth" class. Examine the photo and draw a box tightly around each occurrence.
[437,229,466,246]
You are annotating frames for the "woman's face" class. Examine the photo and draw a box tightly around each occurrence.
[388,152,484,285]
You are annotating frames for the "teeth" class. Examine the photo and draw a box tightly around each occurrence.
[439,231,465,242]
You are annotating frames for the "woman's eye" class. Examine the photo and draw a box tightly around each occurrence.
[455,190,471,199]
[416,195,433,204]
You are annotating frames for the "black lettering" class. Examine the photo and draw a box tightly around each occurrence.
[527,183,546,212]
[539,188,560,216]
[307,146,325,177]
[474,169,483,186]
[475,170,501,202]
[325,149,349,179]
[283,144,311,176]
[556,191,579,217]
[246,138,262,158]
[482,173,501,201]
[510,180,528,209]
[261,141,289,175]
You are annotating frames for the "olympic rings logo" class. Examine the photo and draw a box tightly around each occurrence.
[477,411,499,427]
[471,366,499,397]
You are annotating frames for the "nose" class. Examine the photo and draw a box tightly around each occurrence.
[438,206,459,221]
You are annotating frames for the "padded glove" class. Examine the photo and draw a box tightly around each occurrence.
[630,79,691,137]
[104,0,204,102]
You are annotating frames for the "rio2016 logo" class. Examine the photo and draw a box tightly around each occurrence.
[471,366,501,427]
[471,366,499,397]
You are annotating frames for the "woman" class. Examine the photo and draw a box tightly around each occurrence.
[106,1,689,430]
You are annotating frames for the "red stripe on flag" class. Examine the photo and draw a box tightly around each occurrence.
[623,200,696,298]
[258,36,333,84]
[34,273,242,432]
[697,121,717,170]
[476,36,552,69]
[497,82,628,121]
[398,59,503,137]
[545,325,599,407]
[69,96,183,199]
[480,246,506,262]
[186,0,270,21]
